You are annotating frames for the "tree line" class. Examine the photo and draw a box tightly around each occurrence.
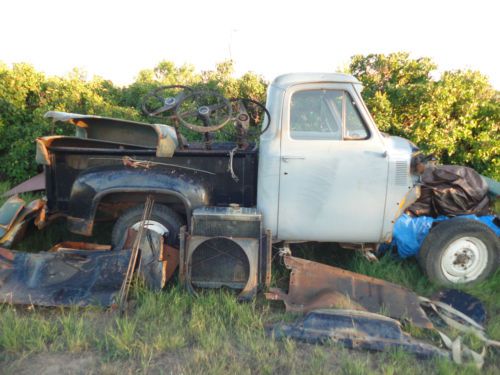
[0,53,498,183]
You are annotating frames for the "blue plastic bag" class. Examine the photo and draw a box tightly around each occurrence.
[392,214,499,259]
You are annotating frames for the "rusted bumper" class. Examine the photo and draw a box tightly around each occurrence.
[266,255,433,329]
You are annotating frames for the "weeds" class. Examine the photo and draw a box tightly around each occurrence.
[0,192,499,373]
[1,278,499,374]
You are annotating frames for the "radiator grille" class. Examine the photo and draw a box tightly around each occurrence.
[190,237,250,289]
[394,161,408,186]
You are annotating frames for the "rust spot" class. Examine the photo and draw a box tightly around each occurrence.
[49,242,111,252]
[0,247,14,262]
[162,244,180,285]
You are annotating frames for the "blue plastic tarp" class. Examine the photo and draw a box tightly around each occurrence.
[392,214,500,259]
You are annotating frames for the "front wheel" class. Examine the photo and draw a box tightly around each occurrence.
[417,219,499,286]
[111,204,183,249]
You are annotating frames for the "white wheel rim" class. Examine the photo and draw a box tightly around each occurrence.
[131,220,169,236]
[440,236,488,283]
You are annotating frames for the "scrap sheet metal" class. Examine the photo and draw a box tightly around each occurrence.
[0,197,46,248]
[0,246,129,306]
[270,309,447,359]
[266,255,433,329]
[2,173,46,198]
[0,230,179,307]
[43,111,178,157]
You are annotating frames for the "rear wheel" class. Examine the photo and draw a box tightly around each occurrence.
[417,219,499,285]
[111,204,183,249]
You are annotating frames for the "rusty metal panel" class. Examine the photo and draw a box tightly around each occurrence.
[0,229,179,307]
[255,229,273,287]
[266,255,433,329]
[179,225,187,284]
[269,309,447,359]
[2,173,46,198]
[0,198,46,248]
[44,111,178,157]
[161,244,180,288]
[0,196,25,236]
[0,247,130,306]
[48,242,112,252]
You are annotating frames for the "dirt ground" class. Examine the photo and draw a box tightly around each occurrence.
[2,345,349,375]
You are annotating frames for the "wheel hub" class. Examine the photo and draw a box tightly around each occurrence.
[131,220,169,237]
[198,106,210,116]
[165,97,176,106]
[441,236,488,283]
[453,249,473,268]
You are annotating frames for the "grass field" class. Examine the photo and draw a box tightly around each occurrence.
[0,182,499,374]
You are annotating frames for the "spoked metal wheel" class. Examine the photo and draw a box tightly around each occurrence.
[175,90,232,133]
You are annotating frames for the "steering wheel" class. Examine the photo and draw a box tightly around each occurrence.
[175,90,233,133]
[141,85,193,117]
[217,98,270,147]
[231,98,271,135]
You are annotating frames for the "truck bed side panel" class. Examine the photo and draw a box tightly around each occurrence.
[44,143,258,228]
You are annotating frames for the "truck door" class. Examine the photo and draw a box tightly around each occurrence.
[277,84,389,242]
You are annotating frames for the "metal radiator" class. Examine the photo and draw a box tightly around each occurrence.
[181,206,269,300]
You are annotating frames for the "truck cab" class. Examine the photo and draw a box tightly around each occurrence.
[258,73,416,243]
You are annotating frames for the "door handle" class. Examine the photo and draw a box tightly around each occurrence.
[281,155,305,162]
[364,150,388,158]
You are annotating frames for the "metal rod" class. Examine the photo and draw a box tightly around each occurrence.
[117,196,154,313]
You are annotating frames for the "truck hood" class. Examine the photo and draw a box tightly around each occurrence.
[381,133,418,157]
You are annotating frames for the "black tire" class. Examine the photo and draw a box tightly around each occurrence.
[111,204,184,249]
[417,218,499,286]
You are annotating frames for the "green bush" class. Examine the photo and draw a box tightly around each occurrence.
[0,61,267,183]
[350,53,499,179]
[0,55,497,184]
[0,64,141,182]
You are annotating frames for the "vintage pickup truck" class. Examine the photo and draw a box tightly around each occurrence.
[8,73,499,287]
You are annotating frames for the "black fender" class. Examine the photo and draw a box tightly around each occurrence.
[66,165,212,235]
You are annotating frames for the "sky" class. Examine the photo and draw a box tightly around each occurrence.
[1,0,499,88]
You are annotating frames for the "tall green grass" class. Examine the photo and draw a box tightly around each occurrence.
[0,184,499,373]
[2,284,498,374]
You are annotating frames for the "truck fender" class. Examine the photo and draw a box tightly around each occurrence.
[66,165,212,235]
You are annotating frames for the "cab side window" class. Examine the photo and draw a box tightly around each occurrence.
[290,89,369,140]
[344,94,369,140]
[290,90,343,140]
